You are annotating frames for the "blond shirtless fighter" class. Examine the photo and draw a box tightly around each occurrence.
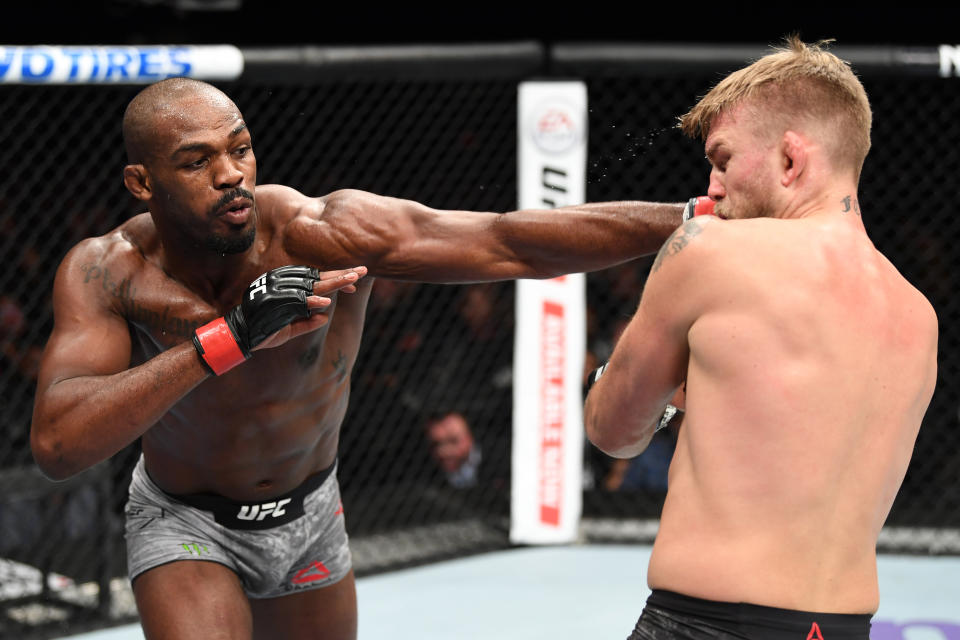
[29,77,693,640]
[584,38,938,639]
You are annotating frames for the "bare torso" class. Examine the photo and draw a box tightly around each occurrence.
[36,174,683,503]
[647,213,937,613]
[92,185,372,500]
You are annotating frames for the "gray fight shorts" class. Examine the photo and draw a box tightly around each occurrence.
[124,455,352,599]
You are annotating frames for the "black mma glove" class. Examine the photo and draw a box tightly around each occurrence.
[193,265,320,375]
[585,362,609,394]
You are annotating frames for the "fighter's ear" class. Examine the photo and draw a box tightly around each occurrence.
[780,130,807,188]
[123,164,152,201]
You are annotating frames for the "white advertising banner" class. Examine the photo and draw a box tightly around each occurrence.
[0,45,244,84]
[511,81,587,544]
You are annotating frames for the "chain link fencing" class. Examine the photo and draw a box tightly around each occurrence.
[0,44,956,637]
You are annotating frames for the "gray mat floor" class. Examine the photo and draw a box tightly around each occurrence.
[61,545,960,639]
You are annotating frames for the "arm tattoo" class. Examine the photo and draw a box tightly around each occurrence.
[651,219,705,273]
[841,195,861,215]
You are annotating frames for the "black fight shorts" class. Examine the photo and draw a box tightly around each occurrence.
[628,590,872,640]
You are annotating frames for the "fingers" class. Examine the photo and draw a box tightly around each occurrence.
[251,266,367,353]
[304,265,367,312]
[305,295,332,314]
[253,312,328,351]
[288,313,330,336]
[313,266,367,296]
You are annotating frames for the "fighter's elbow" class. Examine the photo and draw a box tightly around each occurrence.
[584,407,651,459]
[585,410,623,458]
[588,431,642,459]
[30,427,76,482]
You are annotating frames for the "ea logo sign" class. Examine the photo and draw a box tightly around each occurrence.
[530,101,583,154]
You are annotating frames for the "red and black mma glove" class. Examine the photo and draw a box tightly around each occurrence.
[682,196,714,221]
[193,265,320,376]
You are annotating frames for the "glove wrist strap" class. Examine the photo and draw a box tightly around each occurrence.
[193,317,247,376]
[585,362,609,394]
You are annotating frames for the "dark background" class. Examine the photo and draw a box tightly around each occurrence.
[3,7,959,636]
[0,1,957,48]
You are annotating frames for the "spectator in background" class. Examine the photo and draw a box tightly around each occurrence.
[410,283,514,490]
[423,410,482,489]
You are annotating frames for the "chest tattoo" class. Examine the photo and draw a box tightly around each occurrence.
[298,345,321,369]
[81,263,202,340]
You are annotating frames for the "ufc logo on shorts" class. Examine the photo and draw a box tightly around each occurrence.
[249,274,267,300]
[237,498,292,521]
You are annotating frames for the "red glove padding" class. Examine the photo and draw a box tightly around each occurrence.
[682,196,715,221]
[194,317,248,376]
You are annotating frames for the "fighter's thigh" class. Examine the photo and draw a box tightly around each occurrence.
[134,560,253,640]
[251,569,357,640]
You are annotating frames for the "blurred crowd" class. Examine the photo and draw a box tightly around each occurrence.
[341,256,676,496]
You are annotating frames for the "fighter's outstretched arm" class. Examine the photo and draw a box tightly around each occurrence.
[284,188,689,282]
[584,217,717,458]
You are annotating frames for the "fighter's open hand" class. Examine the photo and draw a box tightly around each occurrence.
[193,265,367,375]
[256,266,367,350]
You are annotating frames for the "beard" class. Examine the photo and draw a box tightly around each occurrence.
[714,192,776,220]
[201,187,257,255]
[203,224,256,255]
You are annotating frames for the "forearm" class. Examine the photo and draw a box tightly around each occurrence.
[497,201,684,278]
[583,357,677,459]
[287,190,684,282]
[585,389,658,459]
[31,342,209,480]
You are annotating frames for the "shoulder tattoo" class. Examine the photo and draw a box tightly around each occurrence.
[651,218,705,274]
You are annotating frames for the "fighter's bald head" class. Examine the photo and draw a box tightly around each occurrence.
[122,78,240,164]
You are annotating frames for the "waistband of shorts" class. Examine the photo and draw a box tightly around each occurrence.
[647,589,872,632]
[150,460,337,531]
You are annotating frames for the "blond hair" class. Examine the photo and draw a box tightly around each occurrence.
[680,36,872,178]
